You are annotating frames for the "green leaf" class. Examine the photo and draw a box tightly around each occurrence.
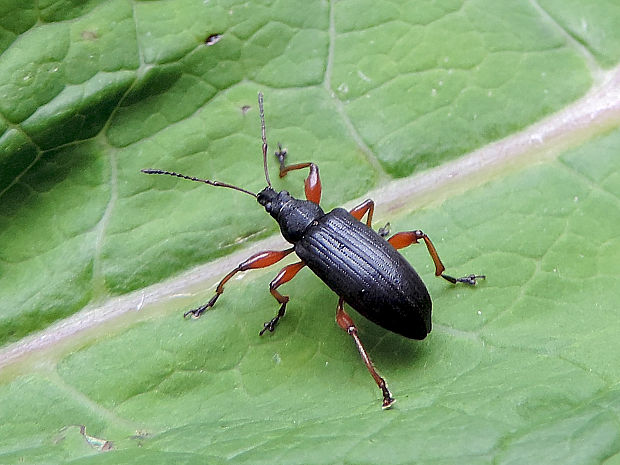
[1,1,619,464]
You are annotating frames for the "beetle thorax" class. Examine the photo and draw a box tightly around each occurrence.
[257,187,324,243]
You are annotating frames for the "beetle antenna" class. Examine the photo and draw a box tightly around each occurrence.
[258,92,272,188]
[141,169,257,198]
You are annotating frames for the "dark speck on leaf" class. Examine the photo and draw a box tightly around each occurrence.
[205,33,222,46]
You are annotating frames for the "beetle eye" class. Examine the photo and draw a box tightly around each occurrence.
[265,202,272,211]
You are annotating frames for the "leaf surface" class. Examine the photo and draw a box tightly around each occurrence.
[1,1,619,464]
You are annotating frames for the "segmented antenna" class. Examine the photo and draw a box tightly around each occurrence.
[258,92,272,187]
[141,169,257,198]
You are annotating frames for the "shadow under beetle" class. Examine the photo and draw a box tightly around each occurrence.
[142,93,484,408]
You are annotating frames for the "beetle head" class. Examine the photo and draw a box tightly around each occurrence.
[256,186,279,212]
[258,187,324,243]
[257,187,290,217]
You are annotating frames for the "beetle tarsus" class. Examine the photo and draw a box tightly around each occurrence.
[459,274,485,285]
[259,318,278,335]
[183,295,217,318]
[442,273,485,286]
[377,222,391,238]
[275,143,288,175]
[381,392,396,409]
[378,378,395,409]
[259,302,287,335]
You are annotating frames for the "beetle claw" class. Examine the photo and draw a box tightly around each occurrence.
[457,274,486,286]
[275,143,287,164]
[381,386,395,409]
[382,397,396,409]
[259,302,287,335]
[183,294,218,318]
[183,306,209,318]
[183,308,205,318]
[443,273,486,286]
[259,318,278,336]
[377,222,391,238]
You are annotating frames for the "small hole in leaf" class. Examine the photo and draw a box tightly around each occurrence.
[205,33,222,46]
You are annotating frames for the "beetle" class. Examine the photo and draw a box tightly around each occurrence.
[142,92,484,408]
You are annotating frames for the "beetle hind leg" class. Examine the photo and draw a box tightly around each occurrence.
[260,261,306,335]
[336,298,395,409]
[387,229,485,285]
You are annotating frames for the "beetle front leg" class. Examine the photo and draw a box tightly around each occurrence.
[336,298,395,409]
[184,247,295,318]
[388,230,485,285]
[260,261,306,335]
[275,144,322,205]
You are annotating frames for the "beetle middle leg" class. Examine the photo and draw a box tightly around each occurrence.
[260,261,306,335]
[336,298,395,409]
[184,247,295,318]
[350,199,391,237]
[349,199,375,228]
[275,144,322,204]
[388,230,485,285]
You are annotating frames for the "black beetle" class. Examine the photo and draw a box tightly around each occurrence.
[142,93,484,408]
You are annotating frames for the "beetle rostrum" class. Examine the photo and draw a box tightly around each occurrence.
[142,92,485,409]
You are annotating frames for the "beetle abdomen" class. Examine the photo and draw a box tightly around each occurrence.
[295,208,432,340]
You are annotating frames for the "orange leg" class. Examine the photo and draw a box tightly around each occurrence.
[276,144,321,205]
[260,261,306,335]
[350,199,390,237]
[349,199,375,227]
[184,248,295,318]
[336,298,395,409]
[388,230,484,285]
